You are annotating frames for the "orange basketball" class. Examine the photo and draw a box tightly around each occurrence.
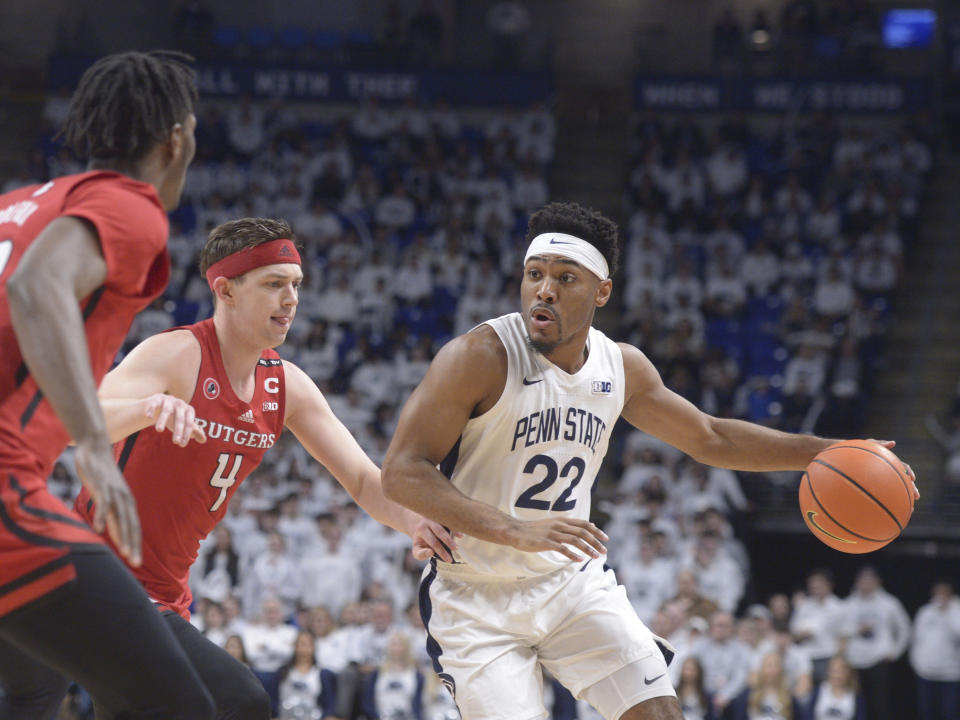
[799,440,914,554]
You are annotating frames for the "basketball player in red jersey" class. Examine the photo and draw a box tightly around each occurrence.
[0,52,215,719]
[71,217,456,719]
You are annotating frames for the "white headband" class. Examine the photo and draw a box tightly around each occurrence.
[524,232,609,280]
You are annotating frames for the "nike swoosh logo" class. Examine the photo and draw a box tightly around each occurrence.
[522,377,543,385]
[644,673,666,685]
[549,238,572,245]
[806,511,856,544]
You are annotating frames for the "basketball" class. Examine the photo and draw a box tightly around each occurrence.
[799,440,914,554]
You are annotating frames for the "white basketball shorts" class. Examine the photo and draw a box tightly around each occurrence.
[419,558,676,720]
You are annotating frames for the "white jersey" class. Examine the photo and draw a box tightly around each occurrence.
[443,312,625,577]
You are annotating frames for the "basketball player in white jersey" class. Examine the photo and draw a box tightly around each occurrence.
[381,201,918,720]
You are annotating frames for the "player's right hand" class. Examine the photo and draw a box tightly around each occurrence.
[144,393,206,447]
[506,518,608,562]
[74,439,142,566]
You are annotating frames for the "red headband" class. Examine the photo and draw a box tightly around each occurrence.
[205,238,302,289]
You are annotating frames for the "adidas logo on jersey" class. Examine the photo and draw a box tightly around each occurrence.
[238,409,255,423]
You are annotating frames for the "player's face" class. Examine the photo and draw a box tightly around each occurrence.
[232,263,302,348]
[520,254,611,357]
[157,113,197,211]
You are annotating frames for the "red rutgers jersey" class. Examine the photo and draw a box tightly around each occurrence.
[76,318,286,619]
[0,171,169,617]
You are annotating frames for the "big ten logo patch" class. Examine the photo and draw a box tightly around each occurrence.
[203,377,221,400]
[591,380,612,395]
[262,401,279,412]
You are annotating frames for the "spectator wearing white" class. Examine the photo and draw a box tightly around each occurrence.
[199,602,230,647]
[394,344,431,400]
[512,162,549,213]
[243,532,301,617]
[744,176,768,220]
[774,173,813,215]
[910,581,960,720]
[298,320,342,384]
[740,238,781,297]
[705,261,747,318]
[227,100,266,157]
[857,219,902,260]
[375,183,417,229]
[342,163,382,213]
[692,611,753,715]
[791,569,847,684]
[704,216,746,263]
[707,143,749,198]
[808,656,866,720]
[840,567,911,720]
[393,253,435,308]
[473,167,513,229]
[623,260,664,312]
[278,630,338,720]
[779,242,814,290]
[620,540,676,625]
[314,274,358,325]
[274,178,310,219]
[126,297,175,346]
[428,98,461,140]
[352,97,395,141]
[783,344,827,398]
[454,282,496,336]
[325,390,374,442]
[663,260,703,308]
[242,597,297,712]
[854,248,897,296]
[833,130,868,173]
[674,463,748,519]
[660,149,706,213]
[277,494,318,559]
[682,531,744,614]
[901,128,932,176]
[515,112,555,166]
[350,348,398,410]
[294,199,343,253]
[807,195,842,246]
[764,627,813,702]
[701,508,750,576]
[300,524,363,620]
[846,179,887,220]
[813,264,856,318]
[195,524,242,606]
[309,606,351,675]
[625,236,668,297]
[361,631,425,720]
[620,446,673,496]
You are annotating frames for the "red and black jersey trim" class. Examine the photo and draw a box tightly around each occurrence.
[17,286,107,429]
[0,475,102,551]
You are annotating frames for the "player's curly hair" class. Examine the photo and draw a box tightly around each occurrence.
[524,202,621,276]
[199,218,298,275]
[62,51,197,163]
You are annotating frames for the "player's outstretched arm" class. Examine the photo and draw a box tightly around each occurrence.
[282,361,457,561]
[619,342,837,471]
[381,327,607,562]
[97,330,206,446]
[7,216,142,564]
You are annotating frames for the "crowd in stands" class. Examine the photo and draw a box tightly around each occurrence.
[11,68,950,720]
[711,0,896,76]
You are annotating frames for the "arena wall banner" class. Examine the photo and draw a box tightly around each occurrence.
[634,76,930,113]
[49,56,553,106]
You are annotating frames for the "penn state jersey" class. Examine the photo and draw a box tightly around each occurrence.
[443,312,625,577]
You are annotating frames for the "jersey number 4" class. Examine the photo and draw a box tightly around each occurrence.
[515,454,586,511]
[209,452,242,512]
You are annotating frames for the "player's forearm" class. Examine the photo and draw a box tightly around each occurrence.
[382,456,519,545]
[695,417,838,471]
[348,466,421,536]
[8,275,110,446]
[99,397,157,443]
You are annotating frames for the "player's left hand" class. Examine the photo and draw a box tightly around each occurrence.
[868,439,919,500]
[145,393,206,447]
[411,518,461,563]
